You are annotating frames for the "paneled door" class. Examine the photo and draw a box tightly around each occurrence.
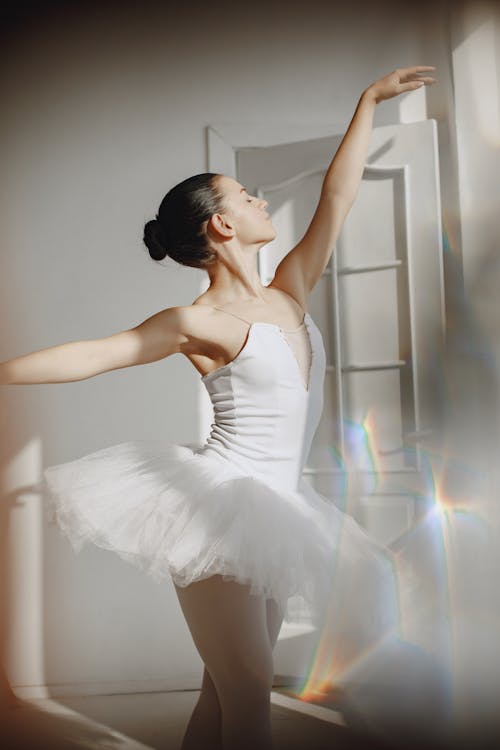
[208,120,445,548]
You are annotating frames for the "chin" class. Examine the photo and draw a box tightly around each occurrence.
[255,226,277,248]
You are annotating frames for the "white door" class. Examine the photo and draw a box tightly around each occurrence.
[209,120,445,548]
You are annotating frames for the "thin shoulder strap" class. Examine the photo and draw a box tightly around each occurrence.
[213,306,252,325]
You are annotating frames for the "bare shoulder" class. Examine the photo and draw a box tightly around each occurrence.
[181,298,219,332]
[152,303,216,346]
[129,303,213,351]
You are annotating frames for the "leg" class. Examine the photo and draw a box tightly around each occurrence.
[174,575,275,750]
[179,663,223,750]
[178,594,284,750]
[266,597,284,650]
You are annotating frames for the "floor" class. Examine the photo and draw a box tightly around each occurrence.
[0,686,399,750]
[2,684,496,749]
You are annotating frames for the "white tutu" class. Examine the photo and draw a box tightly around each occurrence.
[43,313,410,634]
[43,439,401,627]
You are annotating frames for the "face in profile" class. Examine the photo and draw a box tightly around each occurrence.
[215,175,277,247]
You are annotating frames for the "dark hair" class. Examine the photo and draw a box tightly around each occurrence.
[143,172,225,268]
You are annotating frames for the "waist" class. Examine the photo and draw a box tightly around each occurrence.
[195,442,302,492]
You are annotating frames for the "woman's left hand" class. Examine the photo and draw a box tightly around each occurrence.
[366,66,437,104]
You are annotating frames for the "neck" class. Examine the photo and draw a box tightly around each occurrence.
[205,241,268,304]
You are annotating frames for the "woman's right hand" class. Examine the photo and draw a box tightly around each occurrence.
[365,65,437,104]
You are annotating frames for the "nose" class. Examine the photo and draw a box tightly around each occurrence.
[260,198,268,210]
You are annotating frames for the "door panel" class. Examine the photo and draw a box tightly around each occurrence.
[237,119,445,544]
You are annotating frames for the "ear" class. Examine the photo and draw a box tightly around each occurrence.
[207,212,234,241]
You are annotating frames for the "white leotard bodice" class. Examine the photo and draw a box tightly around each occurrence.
[196,308,327,492]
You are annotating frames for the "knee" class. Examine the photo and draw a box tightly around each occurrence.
[213,659,274,707]
[198,669,222,711]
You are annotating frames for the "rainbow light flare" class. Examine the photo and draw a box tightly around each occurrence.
[288,412,496,732]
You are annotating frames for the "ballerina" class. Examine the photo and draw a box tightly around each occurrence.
[0,66,436,750]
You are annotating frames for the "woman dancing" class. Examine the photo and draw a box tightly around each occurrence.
[1,66,435,750]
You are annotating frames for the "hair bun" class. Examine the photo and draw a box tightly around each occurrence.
[143,218,169,261]
[143,173,222,269]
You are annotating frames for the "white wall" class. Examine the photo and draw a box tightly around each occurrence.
[0,0,454,696]
[450,1,500,289]
[446,1,500,532]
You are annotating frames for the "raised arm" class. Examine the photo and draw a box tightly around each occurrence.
[270,65,437,307]
[0,306,190,385]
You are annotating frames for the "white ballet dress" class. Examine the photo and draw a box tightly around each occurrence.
[43,307,405,628]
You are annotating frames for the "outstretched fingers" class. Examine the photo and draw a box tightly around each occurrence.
[400,66,437,83]
[401,65,436,75]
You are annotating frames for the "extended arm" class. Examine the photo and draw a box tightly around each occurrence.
[270,65,436,307]
[0,306,189,385]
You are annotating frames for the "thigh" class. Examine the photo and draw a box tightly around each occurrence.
[174,575,274,690]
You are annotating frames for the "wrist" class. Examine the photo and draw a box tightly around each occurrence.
[361,87,378,106]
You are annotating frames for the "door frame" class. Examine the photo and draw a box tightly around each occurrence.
[206,122,348,177]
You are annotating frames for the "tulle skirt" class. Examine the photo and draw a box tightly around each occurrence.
[43,439,406,629]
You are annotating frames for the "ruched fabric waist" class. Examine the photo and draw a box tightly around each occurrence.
[194,443,302,492]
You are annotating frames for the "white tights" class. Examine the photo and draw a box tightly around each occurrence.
[174,575,284,750]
